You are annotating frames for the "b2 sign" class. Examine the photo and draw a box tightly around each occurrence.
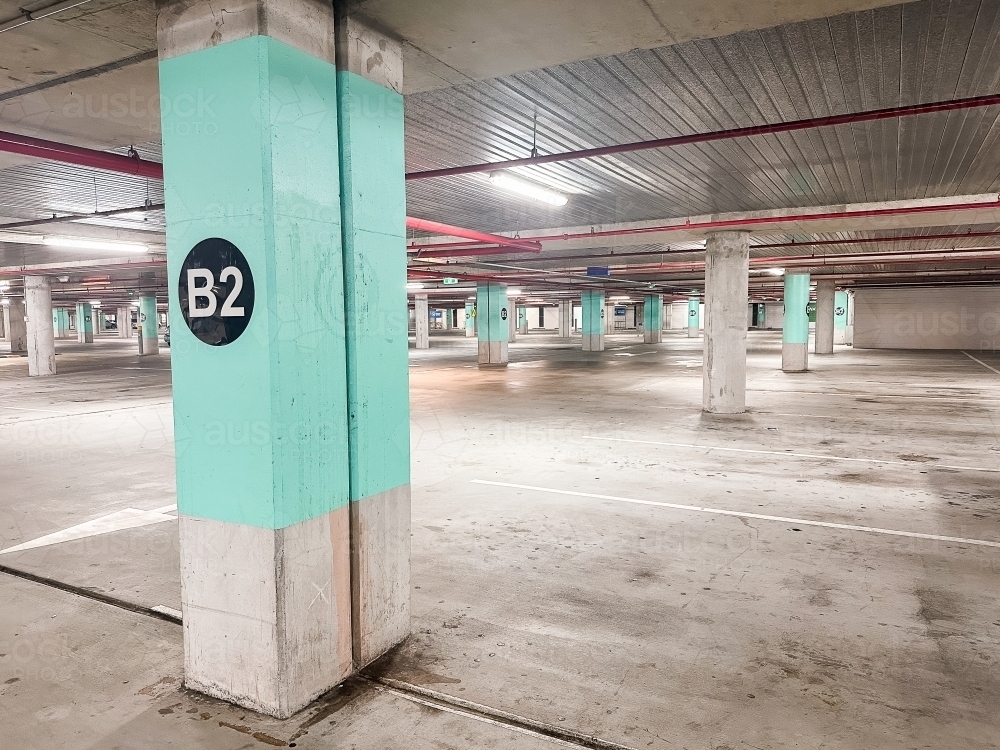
[178,238,255,346]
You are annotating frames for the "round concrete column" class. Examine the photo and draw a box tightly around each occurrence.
[24,275,56,377]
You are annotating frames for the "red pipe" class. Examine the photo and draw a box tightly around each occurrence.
[405,93,1000,181]
[0,130,164,179]
[406,216,541,253]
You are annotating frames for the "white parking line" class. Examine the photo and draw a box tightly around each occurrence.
[471,480,1000,550]
[963,351,1000,376]
[582,435,1000,473]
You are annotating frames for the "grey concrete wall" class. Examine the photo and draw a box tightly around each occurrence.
[763,303,784,330]
[854,286,1000,350]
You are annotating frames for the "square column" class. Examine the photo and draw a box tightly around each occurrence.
[160,1,353,718]
[476,282,508,366]
[76,302,94,344]
[414,294,429,349]
[118,306,133,337]
[782,273,811,372]
[643,294,662,344]
[558,299,572,338]
[464,302,476,337]
[834,291,849,345]
[517,305,527,334]
[138,295,159,355]
[6,299,27,354]
[702,232,749,414]
[814,280,835,355]
[582,290,605,351]
[508,300,517,342]
[336,14,411,670]
[25,276,56,377]
[687,297,700,337]
[53,308,71,339]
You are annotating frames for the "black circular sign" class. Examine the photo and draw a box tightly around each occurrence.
[178,238,254,346]
[501,307,508,321]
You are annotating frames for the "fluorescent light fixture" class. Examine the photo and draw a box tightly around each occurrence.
[506,288,522,296]
[610,295,630,301]
[0,281,8,289]
[406,282,425,290]
[488,171,568,207]
[767,268,785,276]
[43,237,148,253]
[90,300,102,307]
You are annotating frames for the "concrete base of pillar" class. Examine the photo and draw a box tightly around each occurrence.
[582,334,604,352]
[643,329,661,344]
[687,327,699,338]
[350,484,411,669]
[179,510,353,719]
[78,331,94,344]
[477,340,508,366]
[782,343,808,372]
[140,336,159,356]
[465,327,475,337]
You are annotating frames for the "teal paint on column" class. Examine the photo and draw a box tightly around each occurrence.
[643,294,662,331]
[337,70,409,502]
[476,283,508,341]
[834,290,848,330]
[517,306,526,327]
[138,295,157,336]
[465,303,476,333]
[52,308,70,336]
[783,274,811,344]
[581,290,605,334]
[161,36,349,530]
[76,303,93,334]
[687,298,700,328]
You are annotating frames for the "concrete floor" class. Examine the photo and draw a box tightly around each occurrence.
[2,331,999,748]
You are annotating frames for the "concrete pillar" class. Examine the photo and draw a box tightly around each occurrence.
[508,300,517,342]
[557,299,572,338]
[118,306,133,338]
[76,302,94,344]
[782,273,811,372]
[158,3,410,718]
[6,299,27,354]
[518,305,527,334]
[414,295,429,349]
[52,308,71,339]
[464,302,476,337]
[138,295,158,355]
[702,232,749,414]
[643,294,662,344]
[95,309,105,335]
[582,290,606,351]
[605,302,615,334]
[25,276,56,377]
[476,282,508,366]
[1,303,8,340]
[834,290,849,345]
[814,281,835,355]
[687,297,700,337]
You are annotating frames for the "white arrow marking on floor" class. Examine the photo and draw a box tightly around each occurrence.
[0,505,177,555]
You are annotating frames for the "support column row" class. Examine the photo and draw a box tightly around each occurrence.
[582,290,605,351]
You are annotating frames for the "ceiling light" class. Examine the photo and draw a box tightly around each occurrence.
[488,171,568,207]
[406,282,425,290]
[506,288,522,296]
[610,295,631,301]
[43,237,148,253]
[768,268,785,276]
[1,298,9,306]
[90,300,102,307]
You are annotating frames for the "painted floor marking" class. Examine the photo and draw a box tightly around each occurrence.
[583,435,1000,473]
[962,350,1000,376]
[0,506,177,555]
[471,480,1000,550]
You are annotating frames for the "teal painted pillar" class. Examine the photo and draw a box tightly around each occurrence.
[834,290,849,344]
[159,4,355,718]
[782,273,811,372]
[643,294,662,344]
[582,290,605,351]
[517,305,527,334]
[465,302,476,337]
[476,282,508,365]
[138,295,158,355]
[75,302,94,344]
[336,19,411,670]
[52,308,71,339]
[687,297,700,337]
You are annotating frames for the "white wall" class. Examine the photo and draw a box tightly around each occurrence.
[527,306,558,330]
[854,286,1000,350]
[763,302,784,330]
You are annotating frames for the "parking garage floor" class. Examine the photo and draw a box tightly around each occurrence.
[2,331,999,749]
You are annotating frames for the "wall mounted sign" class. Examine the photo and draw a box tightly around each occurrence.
[178,238,255,346]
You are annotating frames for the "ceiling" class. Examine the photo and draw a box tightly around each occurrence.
[1,0,1000,303]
